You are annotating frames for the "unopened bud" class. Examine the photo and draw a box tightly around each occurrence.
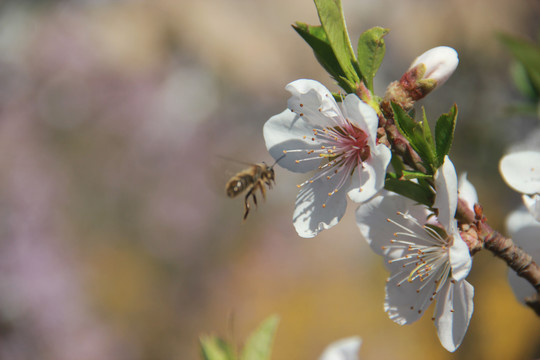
[409,46,459,88]
[381,46,459,116]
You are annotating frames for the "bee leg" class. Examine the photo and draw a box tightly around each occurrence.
[243,187,256,220]
[243,194,250,220]
[260,183,267,200]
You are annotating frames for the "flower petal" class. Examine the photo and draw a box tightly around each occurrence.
[434,280,474,352]
[384,272,439,325]
[263,109,322,173]
[499,151,540,194]
[508,270,536,304]
[348,144,392,203]
[356,191,425,258]
[318,337,362,360]
[409,46,459,87]
[286,79,342,128]
[342,94,379,146]
[293,177,348,238]
[448,225,472,281]
[522,194,540,222]
[505,206,540,303]
[458,172,478,211]
[433,156,458,230]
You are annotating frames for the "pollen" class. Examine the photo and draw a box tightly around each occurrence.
[322,204,326,208]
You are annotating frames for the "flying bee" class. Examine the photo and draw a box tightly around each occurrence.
[226,154,286,220]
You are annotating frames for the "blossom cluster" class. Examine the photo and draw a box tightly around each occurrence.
[262,47,483,352]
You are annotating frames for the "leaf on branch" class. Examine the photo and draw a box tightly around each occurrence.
[200,336,237,360]
[391,103,437,173]
[240,315,280,360]
[434,104,458,167]
[293,23,355,92]
[499,33,540,98]
[385,175,434,206]
[357,26,389,91]
[313,0,362,88]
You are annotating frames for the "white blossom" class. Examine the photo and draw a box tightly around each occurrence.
[505,206,540,303]
[356,157,475,352]
[499,150,540,221]
[264,79,391,238]
[319,337,362,360]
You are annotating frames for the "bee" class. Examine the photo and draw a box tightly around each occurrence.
[225,154,286,220]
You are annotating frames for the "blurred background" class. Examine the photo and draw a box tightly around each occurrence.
[0,0,539,359]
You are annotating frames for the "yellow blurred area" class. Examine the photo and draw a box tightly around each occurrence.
[0,0,538,359]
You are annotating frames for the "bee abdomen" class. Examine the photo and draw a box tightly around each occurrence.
[226,175,251,197]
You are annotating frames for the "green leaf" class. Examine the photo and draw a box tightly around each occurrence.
[200,336,237,360]
[293,23,355,93]
[357,27,389,91]
[385,176,434,206]
[314,0,361,87]
[240,315,280,360]
[434,104,457,167]
[421,108,435,153]
[510,60,539,100]
[391,103,436,173]
[499,33,540,96]
[401,170,433,181]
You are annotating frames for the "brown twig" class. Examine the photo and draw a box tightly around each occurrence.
[461,204,540,316]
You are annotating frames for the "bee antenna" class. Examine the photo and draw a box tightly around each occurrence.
[270,153,286,169]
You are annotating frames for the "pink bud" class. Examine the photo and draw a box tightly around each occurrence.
[409,46,459,87]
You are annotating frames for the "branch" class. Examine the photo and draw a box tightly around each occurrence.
[470,204,540,316]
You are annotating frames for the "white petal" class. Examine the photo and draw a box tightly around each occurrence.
[505,206,540,303]
[508,270,537,304]
[318,337,362,360]
[342,94,379,146]
[356,192,425,258]
[286,79,342,128]
[347,144,392,203]
[263,109,322,173]
[506,206,540,246]
[522,194,540,222]
[448,226,472,281]
[409,46,459,87]
[433,156,458,230]
[434,280,474,352]
[384,272,439,325]
[293,177,348,238]
[457,172,478,211]
[499,151,540,194]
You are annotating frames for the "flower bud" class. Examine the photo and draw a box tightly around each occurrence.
[381,46,459,116]
[409,46,459,87]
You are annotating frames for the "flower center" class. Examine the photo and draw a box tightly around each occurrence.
[285,119,371,206]
[383,212,452,314]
